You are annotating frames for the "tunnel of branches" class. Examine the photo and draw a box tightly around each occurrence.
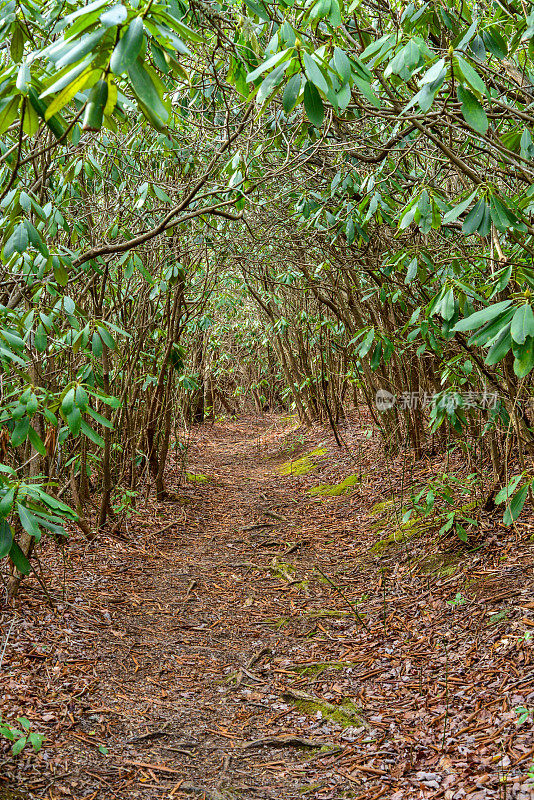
[1,0,534,595]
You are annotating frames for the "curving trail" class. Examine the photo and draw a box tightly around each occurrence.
[2,415,534,800]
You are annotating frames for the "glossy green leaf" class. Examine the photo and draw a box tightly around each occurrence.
[485,325,512,365]
[482,27,507,59]
[256,62,290,104]
[303,80,324,126]
[469,308,515,346]
[28,88,64,138]
[246,49,290,83]
[80,419,105,447]
[16,63,31,95]
[53,261,69,286]
[282,73,301,113]
[100,4,127,26]
[456,523,468,542]
[82,79,108,130]
[63,0,108,24]
[53,29,106,70]
[334,47,351,83]
[110,17,144,74]
[303,52,329,95]
[11,416,29,447]
[45,67,96,120]
[4,223,29,259]
[0,520,13,559]
[353,77,381,108]
[513,336,534,377]
[87,406,113,428]
[17,504,41,540]
[503,485,529,525]
[28,426,46,456]
[29,732,44,753]
[67,407,82,436]
[336,81,351,110]
[91,330,103,357]
[96,325,115,350]
[10,23,24,62]
[0,488,15,517]
[457,85,488,134]
[462,197,486,234]
[453,300,512,332]
[9,540,31,575]
[443,193,477,226]
[127,59,168,124]
[75,385,89,411]
[12,737,27,756]
[456,55,486,95]
[441,288,455,321]
[495,475,523,505]
[0,97,20,135]
[511,304,534,345]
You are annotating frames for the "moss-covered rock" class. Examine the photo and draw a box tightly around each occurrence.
[308,475,360,497]
[269,559,296,581]
[278,447,326,476]
[290,660,355,677]
[185,472,211,483]
[283,688,364,729]
[369,498,398,516]
[419,550,462,576]
[371,526,421,553]
[297,782,330,795]
[370,514,437,552]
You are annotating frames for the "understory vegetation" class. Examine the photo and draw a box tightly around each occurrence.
[1,0,534,598]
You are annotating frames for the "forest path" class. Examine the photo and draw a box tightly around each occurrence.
[3,415,534,800]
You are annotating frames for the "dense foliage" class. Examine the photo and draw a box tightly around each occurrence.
[1,0,534,596]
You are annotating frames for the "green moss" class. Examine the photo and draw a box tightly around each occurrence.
[185,472,211,483]
[279,456,316,476]
[370,521,429,553]
[267,609,351,628]
[278,447,326,477]
[437,562,459,577]
[269,559,296,581]
[298,783,329,795]
[283,691,363,729]
[291,660,355,677]
[488,609,509,626]
[308,475,360,497]
[419,550,462,576]
[459,501,477,513]
[369,489,445,548]
[369,498,397,516]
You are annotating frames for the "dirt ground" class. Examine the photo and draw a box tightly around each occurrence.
[1,414,534,800]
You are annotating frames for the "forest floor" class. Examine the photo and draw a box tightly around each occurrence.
[2,414,534,800]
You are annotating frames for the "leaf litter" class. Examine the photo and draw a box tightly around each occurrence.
[1,414,534,799]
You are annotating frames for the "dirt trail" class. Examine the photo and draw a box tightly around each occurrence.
[2,415,534,800]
